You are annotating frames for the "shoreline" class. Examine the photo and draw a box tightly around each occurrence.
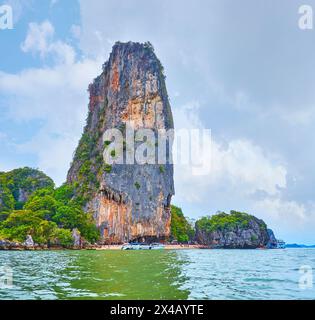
[94,244,208,250]
[1,241,287,251]
[0,244,209,251]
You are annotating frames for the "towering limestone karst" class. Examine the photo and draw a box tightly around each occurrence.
[67,41,174,244]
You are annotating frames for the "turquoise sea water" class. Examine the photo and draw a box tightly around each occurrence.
[0,249,314,300]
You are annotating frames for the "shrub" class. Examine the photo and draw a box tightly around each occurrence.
[196,210,262,233]
[159,165,165,173]
[54,184,75,205]
[103,164,112,173]
[170,205,194,243]
[0,210,58,244]
[54,228,73,247]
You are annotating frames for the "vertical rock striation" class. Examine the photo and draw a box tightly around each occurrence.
[67,42,174,244]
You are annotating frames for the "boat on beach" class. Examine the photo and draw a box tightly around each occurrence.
[121,243,165,250]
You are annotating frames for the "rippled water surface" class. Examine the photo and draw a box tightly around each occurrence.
[0,249,314,300]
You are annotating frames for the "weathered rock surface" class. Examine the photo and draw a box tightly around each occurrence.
[72,228,81,247]
[0,238,38,250]
[0,240,21,249]
[67,42,174,244]
[23,235,34,247]
[266,228,278,249]
[195,212,271,249]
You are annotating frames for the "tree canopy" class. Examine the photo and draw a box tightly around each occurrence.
[0,169,99,246]
[170,205,194,243]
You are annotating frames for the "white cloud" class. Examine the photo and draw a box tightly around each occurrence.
[253,198,315,243]
[21,21,54,56]
[5,0,32,23]
[254,198,307,226]
[0,59,100,123]
[17,128,78,184]
[70,24,81,40]
[21,21,76,65]
[0,21,103,185]
[211,139,287,196]
[171,102,315,242]
[173,102,287,205]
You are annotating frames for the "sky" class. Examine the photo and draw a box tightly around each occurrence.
[0,0,315,243]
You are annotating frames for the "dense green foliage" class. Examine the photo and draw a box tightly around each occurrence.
[170,205,194,243]
[0,169,100,246]
[0,177,15,213]
[195,210,267,233]
[0,167,54,210]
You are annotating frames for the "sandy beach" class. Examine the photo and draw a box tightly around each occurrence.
[95,244,208,250]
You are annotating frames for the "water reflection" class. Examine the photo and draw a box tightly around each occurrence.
[0,250,189,300]
[2,249,314,300]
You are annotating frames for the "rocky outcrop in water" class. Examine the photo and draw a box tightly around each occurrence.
[67,42,174,244]
[0,240,21,249]
[195,211,271,249]
[72,228,81,247]
[266,228,278,249]
[23,235,34,247]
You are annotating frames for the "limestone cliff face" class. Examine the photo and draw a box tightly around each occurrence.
[67,42,174,244]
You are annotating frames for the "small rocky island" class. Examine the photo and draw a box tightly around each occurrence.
[195,211,276,249]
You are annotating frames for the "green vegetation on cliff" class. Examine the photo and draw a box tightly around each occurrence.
[67,97,108,206]
[195,211,270,248]
[0,168,99,246]
[170,205,194,243]
[0,178,15,214]
[196,210,267,233]
[0,167,54,211]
